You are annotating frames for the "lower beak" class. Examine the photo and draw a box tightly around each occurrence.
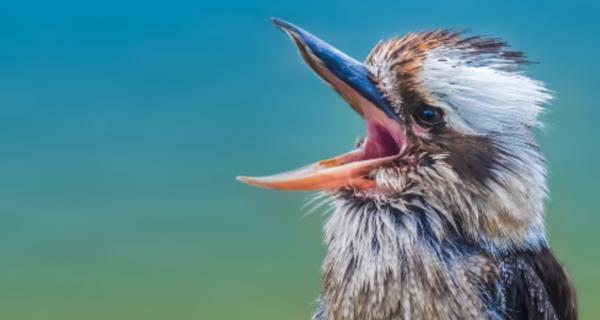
[237,151,396,191]
[236,18,405,191]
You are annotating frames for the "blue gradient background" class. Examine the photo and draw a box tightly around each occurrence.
[0,1,598,319]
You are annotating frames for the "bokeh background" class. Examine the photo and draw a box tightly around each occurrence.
[0,0,598,319]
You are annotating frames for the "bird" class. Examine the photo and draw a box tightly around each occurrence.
[237,18,577,320]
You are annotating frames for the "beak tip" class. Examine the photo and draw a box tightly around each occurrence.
[269,17,300,35]
[236,176,251,183]
[237,175,266,188]
[237,176,273,190]
[269,17,286,27]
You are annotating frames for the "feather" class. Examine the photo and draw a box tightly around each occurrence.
[500,248,577,320]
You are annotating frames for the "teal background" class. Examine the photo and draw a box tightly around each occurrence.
[0,0,598,319]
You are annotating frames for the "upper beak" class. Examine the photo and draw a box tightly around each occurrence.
[236,18,405,191]
[269,18,399,121]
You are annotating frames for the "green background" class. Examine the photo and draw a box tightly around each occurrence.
[0,0,598,319]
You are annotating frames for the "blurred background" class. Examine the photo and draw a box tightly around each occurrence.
[0,0,598,319]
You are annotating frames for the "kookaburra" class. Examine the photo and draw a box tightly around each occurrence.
[237,18,577,320]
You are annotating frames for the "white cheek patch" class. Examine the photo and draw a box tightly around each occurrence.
[421,48,552,135]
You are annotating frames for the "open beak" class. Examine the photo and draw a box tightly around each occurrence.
[236,18,406,191]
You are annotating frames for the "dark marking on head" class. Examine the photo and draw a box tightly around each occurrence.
[457,36,529,66]
[436,132,501,187]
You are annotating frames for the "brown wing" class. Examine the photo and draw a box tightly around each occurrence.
[499,248,577,320]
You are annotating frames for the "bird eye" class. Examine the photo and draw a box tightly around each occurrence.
[414,105,444,127]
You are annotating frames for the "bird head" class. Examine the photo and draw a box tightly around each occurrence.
[238,19,552,248]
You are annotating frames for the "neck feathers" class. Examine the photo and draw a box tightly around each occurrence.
[317,180,548,319]
[318,202,499,319]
